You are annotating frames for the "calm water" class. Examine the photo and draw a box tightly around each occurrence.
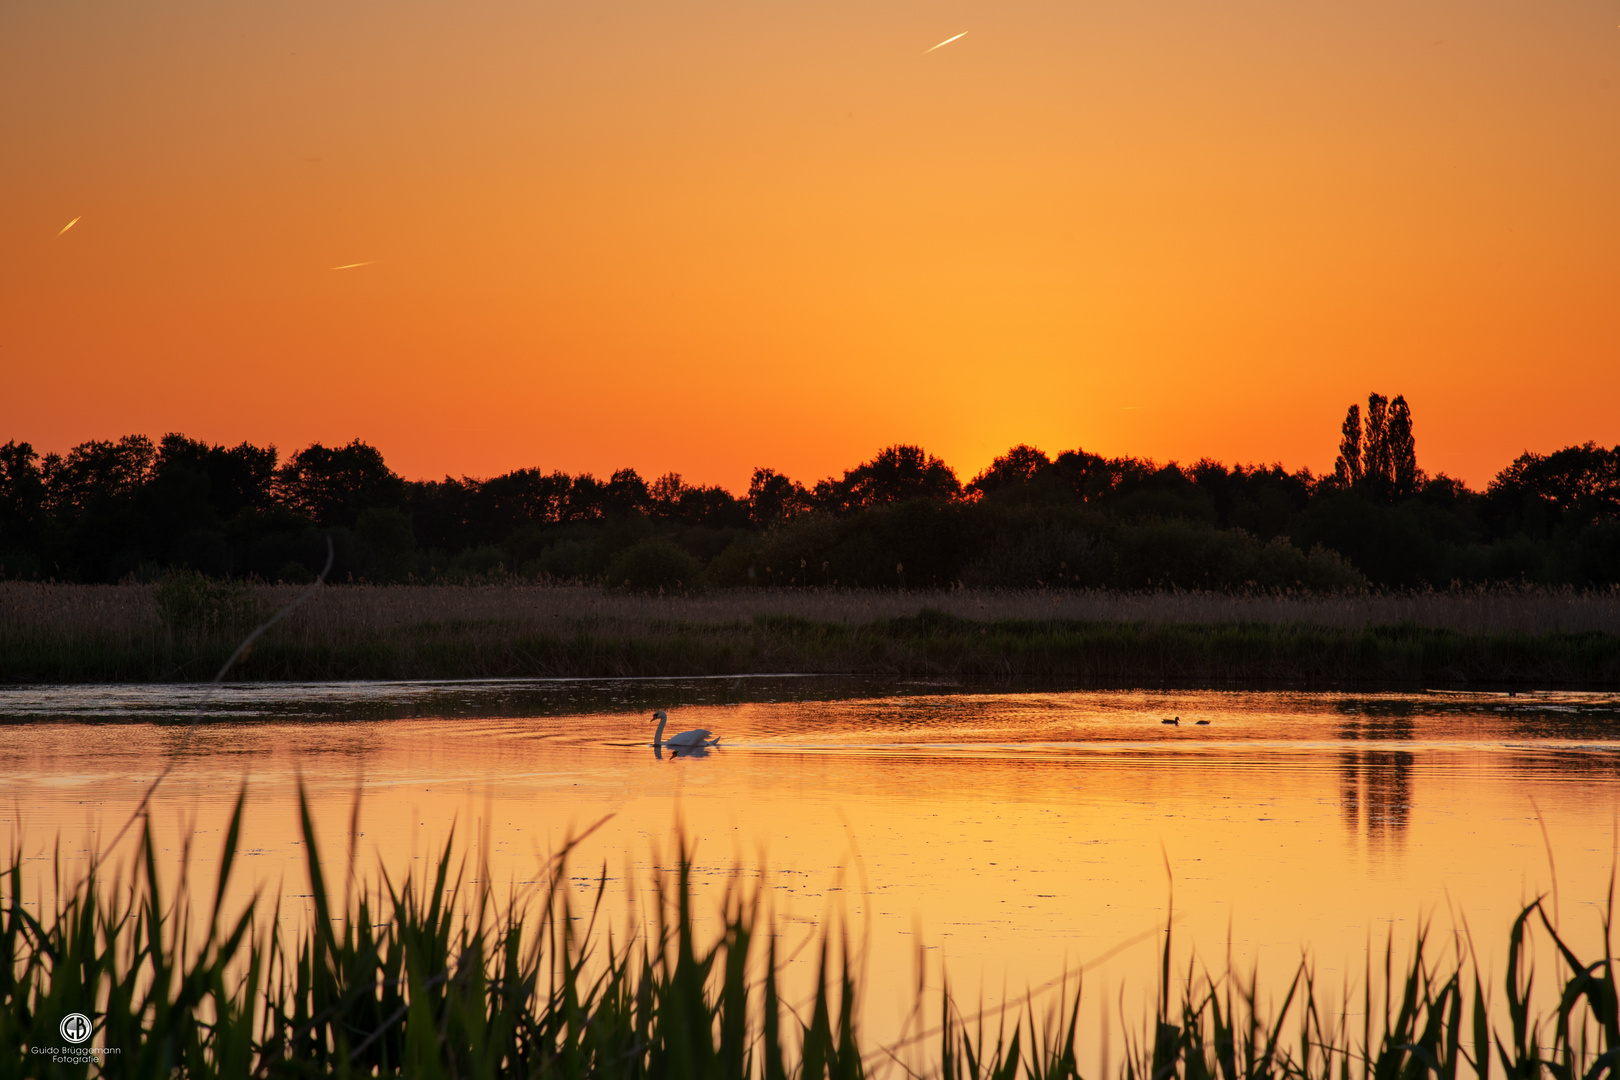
[3,678,1618,1044]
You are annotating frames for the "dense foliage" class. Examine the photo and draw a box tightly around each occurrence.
[2,399,1617,591]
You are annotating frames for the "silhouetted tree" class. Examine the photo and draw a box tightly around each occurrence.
[11,417,1620,588]
[43,436,157,519]
[649,472,685,517]
[968,445,1052,496]
[564,474,606,520]
[1189,459,1313,539]
[674,485,750,529]
[1334,405,1363,487]
[25,436,161,579]
[645,471,746,526]
[476,469,575,530]
[746,467,810,527]
[1387,396,1418,498]
[1363,394,1392,490]
[1489,442,1620,528]
[816,445,961,513]
[0,442,47,575]
[0,443,45,529]
[275,440,405,527]
[153,435,278,519]
[603,468,651,516]
[1049,449,1122,503]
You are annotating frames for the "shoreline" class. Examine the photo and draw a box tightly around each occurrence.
[5,610,1619,687]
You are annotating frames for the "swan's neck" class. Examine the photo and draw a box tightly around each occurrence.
[653,715,668,746]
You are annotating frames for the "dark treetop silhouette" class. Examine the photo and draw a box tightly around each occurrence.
[2,398,1617,591]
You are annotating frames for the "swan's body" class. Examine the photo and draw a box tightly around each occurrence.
[652,709,719,749]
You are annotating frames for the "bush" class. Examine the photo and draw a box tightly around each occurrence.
[754,513,844,587]
[959,516,1367,592]
[276,560,316,584]
[1571,521,1620,586]
[244,524,355,583]
[1116,521,1367,591]
[446,544,508,581]
[960,526,1114,588]
[1298,543,1368,591]
[1289,492,1480,588]
[154,570,269,636]
[702,533,766,588]
[523,539,589,581]
[751,503,983,588]
[578,515,657,579]
[604,537,702,592]
[0,548,42,580]
[168,528,231,577]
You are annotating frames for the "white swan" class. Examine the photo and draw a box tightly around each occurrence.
[651,709,719,749]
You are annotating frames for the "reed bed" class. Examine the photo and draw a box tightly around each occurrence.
[4,583,1620,685]
[7,582,1620,637]
[2,792,1616,1079]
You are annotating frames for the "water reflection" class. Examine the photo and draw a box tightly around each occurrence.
[2,681,1617,1050]
[1335,705,1417,844]
[659,743,717,760]
[0,675,947,725]
[1337,748,1413,844]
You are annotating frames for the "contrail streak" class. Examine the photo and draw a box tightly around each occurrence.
[330,261,375,270]
[57,217,80,236]
[924,31,967,53]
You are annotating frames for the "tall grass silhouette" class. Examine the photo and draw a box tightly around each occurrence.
[3,791,1615,1078]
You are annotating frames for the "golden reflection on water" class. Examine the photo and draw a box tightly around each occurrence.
[2,684,1617,1050]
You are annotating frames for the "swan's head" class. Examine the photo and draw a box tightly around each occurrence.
[651,709,668,723]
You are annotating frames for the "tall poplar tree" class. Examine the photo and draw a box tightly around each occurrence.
[1363,393,1392,490]
[1387,395,1418,497]
[1334,405,1363,487]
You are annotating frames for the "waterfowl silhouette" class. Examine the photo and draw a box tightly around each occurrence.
[651,709,720,750]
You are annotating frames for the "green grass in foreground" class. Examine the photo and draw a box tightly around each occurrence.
[5,612,1620,685]
[3,791,1617,1078]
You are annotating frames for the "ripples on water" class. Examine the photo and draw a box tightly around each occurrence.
[2,678,1617,1041]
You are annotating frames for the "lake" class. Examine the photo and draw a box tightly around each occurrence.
[2,678,1617,1055]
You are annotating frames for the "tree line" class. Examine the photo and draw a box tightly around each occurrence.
[1,394,1616,591]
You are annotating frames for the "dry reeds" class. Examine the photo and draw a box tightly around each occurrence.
[6,582,1620,637]
[4,582,1619,685]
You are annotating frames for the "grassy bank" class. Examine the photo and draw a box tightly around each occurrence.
[4,582,1620,686]
[5,613,1620,687]
[3,793,1616,1078]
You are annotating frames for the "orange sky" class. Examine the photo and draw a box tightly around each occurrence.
[3,0,1617,490]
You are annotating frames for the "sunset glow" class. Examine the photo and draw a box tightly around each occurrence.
[3,0,1617,488]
